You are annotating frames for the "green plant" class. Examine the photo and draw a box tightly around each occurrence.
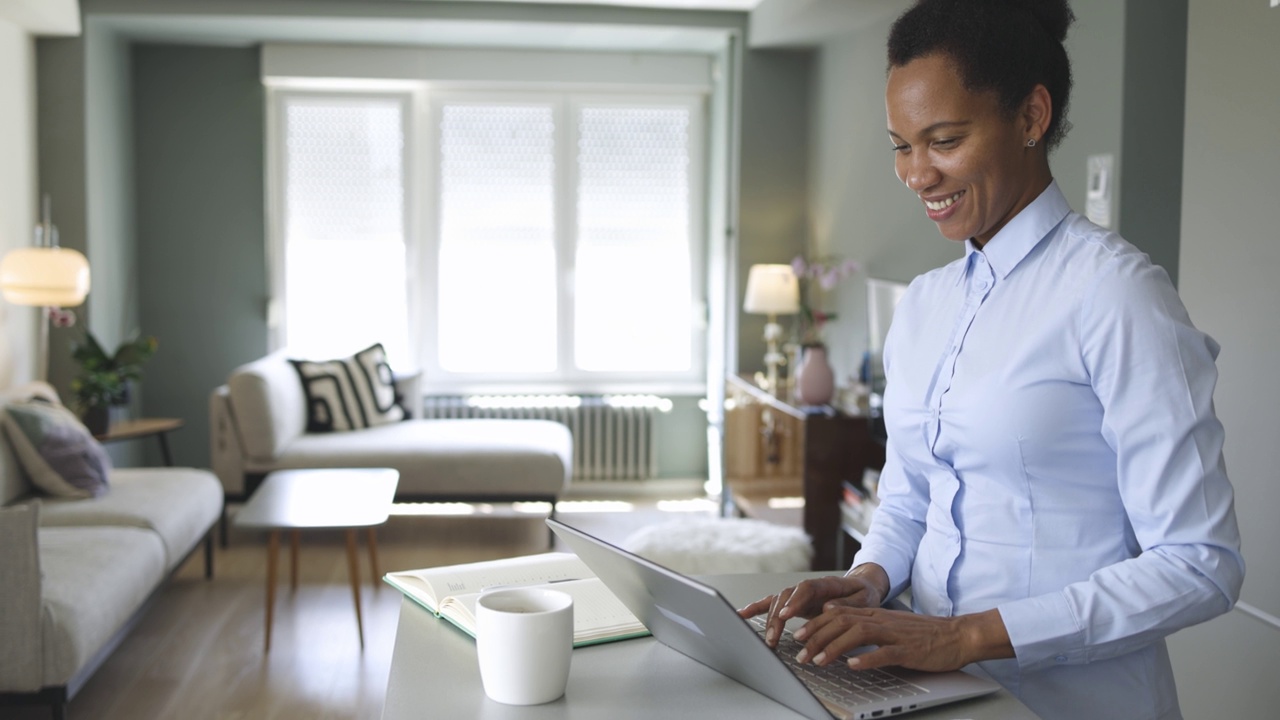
[70,331,158,411]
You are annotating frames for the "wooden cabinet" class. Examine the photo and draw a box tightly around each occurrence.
[722,375,885,571]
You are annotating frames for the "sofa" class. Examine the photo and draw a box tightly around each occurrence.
[209,351,574,532]
[0,382,223,720]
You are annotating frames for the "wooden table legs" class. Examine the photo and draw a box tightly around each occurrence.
[345,530,366,649]
[265,530,279,654]
[262,528,377,653]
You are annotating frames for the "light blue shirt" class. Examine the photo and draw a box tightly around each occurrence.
[852,181,1244,720]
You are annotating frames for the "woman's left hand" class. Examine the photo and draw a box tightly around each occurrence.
[790,606,1013,673]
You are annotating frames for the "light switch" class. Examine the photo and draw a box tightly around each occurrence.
[1086,154,1114,228]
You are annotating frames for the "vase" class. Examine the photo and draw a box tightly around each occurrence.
[795,345,835,406]
[82,405,110,436]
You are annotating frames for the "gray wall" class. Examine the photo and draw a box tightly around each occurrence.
[1169,0,1280,715]
[132,44,268,468]
[1118,0,1187,283]
[735,47,811,376]
[35,35,88,399]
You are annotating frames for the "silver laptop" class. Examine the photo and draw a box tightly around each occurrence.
[548,519,1001,720]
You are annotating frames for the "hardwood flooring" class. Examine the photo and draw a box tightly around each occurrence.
[6,498,711,720]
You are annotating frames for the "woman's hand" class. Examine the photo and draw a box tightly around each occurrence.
[791,607,1014,673]
[737,564,890,648]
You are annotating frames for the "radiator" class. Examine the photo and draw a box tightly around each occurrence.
[420,395,670,481]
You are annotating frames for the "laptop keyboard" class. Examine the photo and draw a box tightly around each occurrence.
[749,616,928,711]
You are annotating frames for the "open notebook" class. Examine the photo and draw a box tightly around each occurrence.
[384,552,649,647]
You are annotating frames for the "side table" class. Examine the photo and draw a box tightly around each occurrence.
[94,417,184,466]
[234,467,399,653]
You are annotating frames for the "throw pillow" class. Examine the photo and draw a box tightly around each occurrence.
[1,398,112,498]
[290,343,407,433]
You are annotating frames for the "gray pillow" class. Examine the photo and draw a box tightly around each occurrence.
[1,398,111,498]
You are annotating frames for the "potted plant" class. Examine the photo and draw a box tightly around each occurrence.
[70,330,158,435]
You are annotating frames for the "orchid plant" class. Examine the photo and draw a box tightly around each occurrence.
[790,255,860,346]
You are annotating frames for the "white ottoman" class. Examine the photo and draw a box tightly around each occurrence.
[622,518,812,575]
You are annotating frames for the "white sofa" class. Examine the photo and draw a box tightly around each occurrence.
[0,382,223,720]
[210,352,574,530]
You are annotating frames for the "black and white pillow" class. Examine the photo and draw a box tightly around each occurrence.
[290,343,407,433]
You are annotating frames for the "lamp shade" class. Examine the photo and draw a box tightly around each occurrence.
[0,247,91,307]
[743,264,800,315]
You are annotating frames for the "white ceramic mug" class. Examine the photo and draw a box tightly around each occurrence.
[476,588,574,705]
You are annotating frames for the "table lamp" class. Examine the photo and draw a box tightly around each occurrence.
[0,196,91,381]
[743,263,800,394]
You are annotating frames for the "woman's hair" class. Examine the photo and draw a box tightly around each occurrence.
[887,0,1075,151]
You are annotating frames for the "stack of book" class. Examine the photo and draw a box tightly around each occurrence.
[840,476,880,541]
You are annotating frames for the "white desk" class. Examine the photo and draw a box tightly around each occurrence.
[382,571,1037,719]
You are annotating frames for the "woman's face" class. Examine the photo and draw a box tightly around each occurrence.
[886,53,1045,247]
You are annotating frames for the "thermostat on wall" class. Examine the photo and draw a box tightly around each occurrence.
[1086,154,1114,228]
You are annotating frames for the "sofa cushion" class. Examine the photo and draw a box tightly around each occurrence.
[0,382,61,505]
[38,467,223,571]
[227,351,307,461]
[290,343,406,433]
[276,419,572,497]
[2,398,111,499]
[37,525,167,686]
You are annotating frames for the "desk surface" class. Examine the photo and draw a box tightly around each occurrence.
[381,571,1036,720]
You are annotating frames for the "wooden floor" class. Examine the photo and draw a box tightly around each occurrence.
[7,499,709,720]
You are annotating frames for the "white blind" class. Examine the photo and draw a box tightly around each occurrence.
[575,105,693,372]
[437,104,558,374]
[282,96,409,365]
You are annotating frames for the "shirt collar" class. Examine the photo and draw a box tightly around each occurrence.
[963,180,1071,280]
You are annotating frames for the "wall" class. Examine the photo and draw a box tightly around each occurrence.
[0,18,38,388]
[1169,0,1280,715]
[735,47,811,376]
[132,44,268,468]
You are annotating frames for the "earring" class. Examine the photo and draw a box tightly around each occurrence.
[1026,138,1038,148]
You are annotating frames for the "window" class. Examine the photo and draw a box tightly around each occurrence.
[271,92,411,366]
[427,92,706,391]
[270,87,706,392]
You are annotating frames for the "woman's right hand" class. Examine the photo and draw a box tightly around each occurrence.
[736,564,890,648]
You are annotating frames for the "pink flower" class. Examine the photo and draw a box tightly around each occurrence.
[48,308,77,328]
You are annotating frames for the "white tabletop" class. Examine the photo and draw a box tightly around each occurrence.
[234,467,399,530]
[381,571,1038,720]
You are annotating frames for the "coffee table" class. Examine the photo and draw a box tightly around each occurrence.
[234,467,399,653]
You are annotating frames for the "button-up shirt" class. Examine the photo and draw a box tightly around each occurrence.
[852,181,1244,720]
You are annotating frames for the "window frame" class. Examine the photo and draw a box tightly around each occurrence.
[419,88,708,395]
[267,84,709,396]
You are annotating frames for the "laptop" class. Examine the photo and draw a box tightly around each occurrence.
[547,519,1001,720]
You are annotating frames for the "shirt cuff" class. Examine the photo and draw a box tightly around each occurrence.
[997,591,1087,671]
[851,544,913,602]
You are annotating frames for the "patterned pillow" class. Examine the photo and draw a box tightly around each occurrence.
[290,343,407,433]
[1,398,112,498]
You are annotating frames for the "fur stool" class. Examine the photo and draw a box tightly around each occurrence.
[621,518,812,575]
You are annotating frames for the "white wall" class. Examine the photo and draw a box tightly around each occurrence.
[0,17,39,388]
[1169,0,1280,715]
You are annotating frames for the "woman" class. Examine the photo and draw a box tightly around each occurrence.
[739,1,1244,718]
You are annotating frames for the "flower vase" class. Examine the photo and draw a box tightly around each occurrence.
[796,345,835,406]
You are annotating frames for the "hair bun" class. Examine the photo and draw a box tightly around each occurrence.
[1009,0,1076,43]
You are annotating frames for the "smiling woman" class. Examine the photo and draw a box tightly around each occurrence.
[741,2,1244,720]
